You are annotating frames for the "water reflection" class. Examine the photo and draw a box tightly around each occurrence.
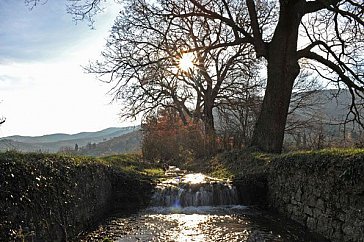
[79,206,325,242]
[167,214,207,241]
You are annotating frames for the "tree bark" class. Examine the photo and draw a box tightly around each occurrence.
[203,94,216,155]
[250,0,305,153]
[204,102,215,135]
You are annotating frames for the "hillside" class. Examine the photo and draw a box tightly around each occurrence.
[289,89,358,123]
[0,126,140,153]
[77,130,142,156]
[285,89,364,148]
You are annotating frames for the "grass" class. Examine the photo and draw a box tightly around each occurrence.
[0,151,165,181]
[283,147,364,157]
[3,147,363,181]
[175,148,276,179]
[100,154,164,178]
[178,148,364,179]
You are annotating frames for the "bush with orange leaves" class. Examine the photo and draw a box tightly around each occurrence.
[142,108,208,164]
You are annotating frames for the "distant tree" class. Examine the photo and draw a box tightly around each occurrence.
[58,146,74,154]
[216,83,262,149]
[86,142,92,150]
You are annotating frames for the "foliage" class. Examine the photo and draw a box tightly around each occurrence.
[142,108,207,163]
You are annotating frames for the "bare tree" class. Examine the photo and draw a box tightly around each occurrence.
[28,0,363,153]
[152,0,363,153]
[216,79,263,148]
[87,0,259,140]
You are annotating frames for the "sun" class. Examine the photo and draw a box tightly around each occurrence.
[178,52,195,72]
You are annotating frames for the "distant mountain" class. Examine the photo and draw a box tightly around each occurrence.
[285,89,364,148]
[287,89,364,131]
[0,126,140,153]
[289,89,356,123]
[78,130,142,156]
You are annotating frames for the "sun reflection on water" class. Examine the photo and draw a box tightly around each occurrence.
[79,205,320,242]
[168,214,208,242]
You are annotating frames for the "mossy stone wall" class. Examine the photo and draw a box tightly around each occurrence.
[268,151,364,242]
[0,152,153,242]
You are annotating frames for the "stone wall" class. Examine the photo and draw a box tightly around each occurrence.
[268,151,364,242]
[234,173,268,207]
[0,152,153,242]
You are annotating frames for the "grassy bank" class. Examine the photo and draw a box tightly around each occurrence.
[178,148,364,179]
[100,153,165,178]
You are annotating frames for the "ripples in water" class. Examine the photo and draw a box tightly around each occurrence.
[79,205,325,242]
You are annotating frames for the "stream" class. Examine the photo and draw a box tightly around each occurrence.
[79,171,326,241]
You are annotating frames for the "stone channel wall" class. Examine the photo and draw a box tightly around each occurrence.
[0,153,153,242]
[234,173,268,207]
[268,151,364,242]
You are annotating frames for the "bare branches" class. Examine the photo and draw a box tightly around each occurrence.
[86,0,258,127]
[58,0,363,148]
[302,51,364,127]
[296,0,364,128]
[24,0,48,10]
[66,0,105,26]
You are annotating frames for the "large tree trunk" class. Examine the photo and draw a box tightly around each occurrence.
[204,103,215,135]
[250,0,305,153]
[203,97,216,155]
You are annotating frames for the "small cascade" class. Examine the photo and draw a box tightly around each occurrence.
[150,172,239,207]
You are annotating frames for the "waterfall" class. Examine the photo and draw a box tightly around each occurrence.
[150,173,239,207]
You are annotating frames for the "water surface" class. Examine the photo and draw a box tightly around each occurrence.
[80,205,324,242]
[79,172,325,241]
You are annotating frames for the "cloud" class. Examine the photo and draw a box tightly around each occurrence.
[0,70,34,91]
[0,0,112,62]
[0,0,126,137]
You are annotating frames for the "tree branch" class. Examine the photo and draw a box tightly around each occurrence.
[302,51,364,92]
[246,0,267,58]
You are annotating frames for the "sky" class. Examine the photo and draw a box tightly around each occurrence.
[0,0,138,137]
